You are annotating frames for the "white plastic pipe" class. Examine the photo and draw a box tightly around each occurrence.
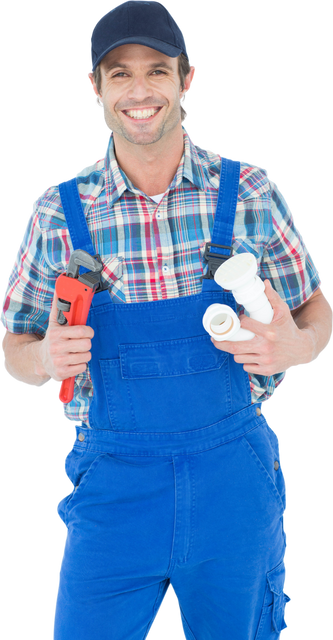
[202,253,274,341]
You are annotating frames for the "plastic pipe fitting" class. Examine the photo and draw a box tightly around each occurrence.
[202,253,274,342]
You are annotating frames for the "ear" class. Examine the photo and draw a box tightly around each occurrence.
[85,69,103,102]
[180,66,195,97]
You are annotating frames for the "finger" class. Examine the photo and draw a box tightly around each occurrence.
[211,338,242,354]
[239,315,267,342]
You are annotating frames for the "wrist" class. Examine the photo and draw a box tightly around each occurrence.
[30,338,50,382]
[299,325,317,364]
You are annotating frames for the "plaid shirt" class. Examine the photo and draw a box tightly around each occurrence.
[2,129,321,424]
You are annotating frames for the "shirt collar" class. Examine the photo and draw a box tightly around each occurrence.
[104,128,207,206]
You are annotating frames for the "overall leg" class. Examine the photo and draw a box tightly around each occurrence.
[170,421,289,640]
[54,451,175,640]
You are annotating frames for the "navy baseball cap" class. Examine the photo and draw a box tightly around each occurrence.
[91,1,188,71]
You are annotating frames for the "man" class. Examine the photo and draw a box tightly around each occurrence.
[2,2,331,639]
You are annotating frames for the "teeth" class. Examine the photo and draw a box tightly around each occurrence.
[125,108,159,119]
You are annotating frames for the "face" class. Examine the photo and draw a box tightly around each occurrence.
[89,44,194,147]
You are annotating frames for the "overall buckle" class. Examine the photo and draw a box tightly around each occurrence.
[201,242,233,280]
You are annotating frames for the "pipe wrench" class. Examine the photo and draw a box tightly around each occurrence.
[55,249,106,404]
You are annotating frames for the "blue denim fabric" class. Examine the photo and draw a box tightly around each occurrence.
[54,160,289,639]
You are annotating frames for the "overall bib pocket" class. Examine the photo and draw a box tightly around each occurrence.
[99,334,232,432]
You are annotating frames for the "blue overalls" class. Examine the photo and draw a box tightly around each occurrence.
[55,158,290,640]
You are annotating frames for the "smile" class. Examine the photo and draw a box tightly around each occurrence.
[122,107,162,120]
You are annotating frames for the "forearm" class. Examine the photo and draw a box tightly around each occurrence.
[2,332,50,386]
[291,290,332,363]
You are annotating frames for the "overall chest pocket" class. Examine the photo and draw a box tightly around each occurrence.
[99,334,232,432]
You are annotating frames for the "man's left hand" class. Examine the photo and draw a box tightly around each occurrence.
[211,280,315,375]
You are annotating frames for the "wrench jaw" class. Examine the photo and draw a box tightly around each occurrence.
[66,249,103,279]
[56,250,107,326]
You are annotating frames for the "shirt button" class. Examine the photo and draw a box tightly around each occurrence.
[162,265,169,273]
[156,213,162,219]
[274,460,279,471]
[256,407,261,416]
[78,433,85,442]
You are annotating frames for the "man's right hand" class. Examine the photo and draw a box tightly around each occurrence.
[36,292,94,381]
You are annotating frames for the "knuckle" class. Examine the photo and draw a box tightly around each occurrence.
[49,343,58,356]
[263,341,274,354]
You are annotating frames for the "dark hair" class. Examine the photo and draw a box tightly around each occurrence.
[93,53,191,122]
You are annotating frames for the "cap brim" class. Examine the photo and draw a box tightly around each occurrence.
[92,36,183,70]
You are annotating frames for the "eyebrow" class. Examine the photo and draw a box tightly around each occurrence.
[103,61,174,73]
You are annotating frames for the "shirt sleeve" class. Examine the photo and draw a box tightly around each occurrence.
[1,204,58,336]
[259,181,321,309]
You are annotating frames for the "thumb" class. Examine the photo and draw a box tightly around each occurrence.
[263,279,287,321]
[49,289,60,324]
[264,279,277,300]
[263,279,283,306]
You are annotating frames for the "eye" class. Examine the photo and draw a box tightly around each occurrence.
[151,70,166,75]
[112,69,165,78]
[112,72,128,78]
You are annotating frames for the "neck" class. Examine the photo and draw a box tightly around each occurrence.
[113,124,184,196]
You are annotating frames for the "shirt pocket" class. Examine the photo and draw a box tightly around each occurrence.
[101,255,125,302]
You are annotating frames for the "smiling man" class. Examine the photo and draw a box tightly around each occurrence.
[1,2,332,640]
[89,42,194,195]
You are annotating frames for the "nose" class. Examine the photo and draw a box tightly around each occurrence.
[127,75,154,102]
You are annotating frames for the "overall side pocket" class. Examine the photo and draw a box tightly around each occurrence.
[241,421,286,514]
[255,560,290,639]
[57,448,107,526]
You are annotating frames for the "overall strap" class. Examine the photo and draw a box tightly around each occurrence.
[58,156,240,296]
[202,157,240,293]
[59,178,112,306]
[58,178,96,256]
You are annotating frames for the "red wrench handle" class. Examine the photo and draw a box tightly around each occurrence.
[55,273,95,404]
[59,376,75,404]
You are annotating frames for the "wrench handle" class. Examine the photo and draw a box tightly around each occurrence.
[57,376,75,404]
[55,273,95,404]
